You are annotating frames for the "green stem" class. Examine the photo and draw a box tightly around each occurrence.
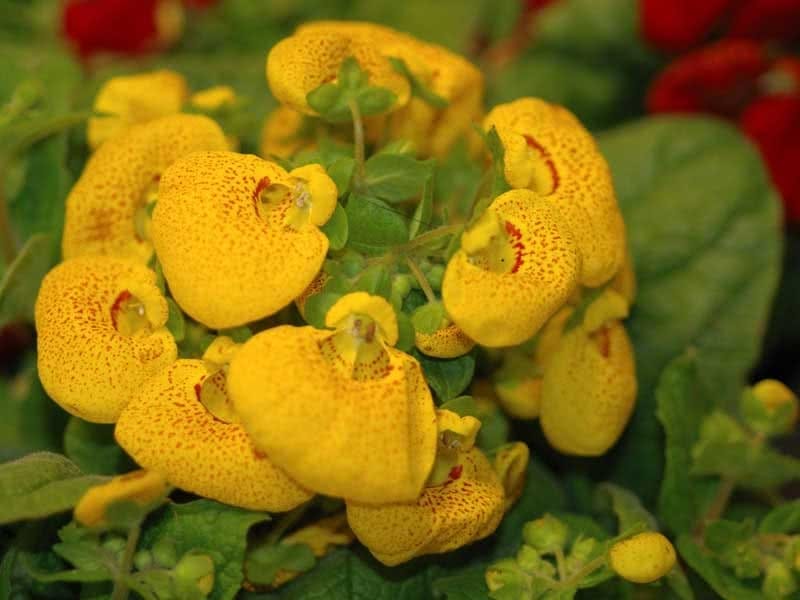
[555,553,608,589]
[265,501,312,546]
[406,257,436,303]
[348,99,366,191]
[554,547,567,583]
[365,224,463,267]
[695,477,736,541]
[110,523,141,600]
[0,188,15,266]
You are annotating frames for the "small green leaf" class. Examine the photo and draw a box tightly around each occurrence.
[758,499,800,534]
[320,202,349,251]
[220,326,253,344]
[338,56,367,90]
[395,312,415,352]
[364,153,433,203]
[0,233,56,327]
[483,126,511,199]
[411,301,445,335]
[326,157,356,197]
[352,264,392,298]
[166,298,186,343]
[245,542,316,586]
[388,57,448,109]
[595,483,658,533]
[413,349,475,402]
[0,452,107,525]
[303,292,342,329]
[356,86,397,116]
[306,83,347,121]
[64,417,133,476]
[409,174,434,240]
[345,193,409,256]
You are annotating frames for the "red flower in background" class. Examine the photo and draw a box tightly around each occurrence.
[643,0,800,222]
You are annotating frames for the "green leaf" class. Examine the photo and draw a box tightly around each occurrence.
[594,483,657,533]
[665,565,695,600]
[0,233,56,327]
[676,535,763,600]
[345,193,409,256]
[141,500,267,600]
[338,57,367,90]
[302,292,342,329]
[353,264,392,298]
[412,349,475,402]
[356,86,397,117]
[388,57,448,109]
[165,298,186,343]
[245,542,316,586]
[364,154,433,203]
[599,117,782,502]
[432,564,489,599]
[327,157,356,197]
[396,312,415,352]
[758,499,800,534]
[63,418,133,476]
[409,174,434,240]
[306,83,348,122]
[0,547,15,600]
[0,452,107,525]
[320,202,349,251]
[412,301,446,335]
[655,354,714,535]
[483,127,511,200]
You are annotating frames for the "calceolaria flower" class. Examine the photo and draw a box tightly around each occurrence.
[228,292,438,504]
[609,532,677,584]
[115,340,312,511]
[484,98,626,287]
[414,321,475,359]
[442,189,580,347]
[539,290,637,456]
[346,410,524,565]
[87,69,188,149]
[260,105,314,160]
[35,255,177,423]
[74,469,170,528]
[151,152,337,328]
[63,114,228,263]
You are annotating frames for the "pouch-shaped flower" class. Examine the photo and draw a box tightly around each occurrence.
[115,358,312,511]
[442,189,579,347]
[266,26,410,117]
[260,105,314,159]
[74,469,169,528]
[484,98,626,287]
[88,69,188,149]
[539,292,637,456]
[63,114,228,263]
[228,293,437,504]
[35,255,177,423]
[151,152,337,328]
[346,410,507,566]
[415,322,475,359]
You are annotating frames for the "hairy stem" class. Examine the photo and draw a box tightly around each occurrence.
[406,257,436,303]
[695,477,736,541]
[554,547,567,582]
[110,523,141,600]
[348,99,366,191]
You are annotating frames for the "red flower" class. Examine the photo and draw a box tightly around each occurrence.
[647,40,769,118]
[727,0,800,42]
[640,0,733,52]
[741,95,800,221]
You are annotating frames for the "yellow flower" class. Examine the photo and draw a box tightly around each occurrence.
[74,469,169,528]
[151,152,337,328]
[266,26,410,117]
[539,291,637,456]
[294,271,329,320]
[63,114,228,264]
[346,410,505,566]
[190,85,237,111]
[227,293,437,504]
[87,70,188,150]
[442,189,580,347]
[115,357,312,512]
[609,532,676,584]
[35,256,176,423]
[752,379,799,425]
[415,322,475,359]
[493,307,572,419]
[260,105,315,160]
[484,98,626,287]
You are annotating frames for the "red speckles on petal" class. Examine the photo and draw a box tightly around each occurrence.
[110,290,133,330]
[504,220,526,274]
[523,134,560,193]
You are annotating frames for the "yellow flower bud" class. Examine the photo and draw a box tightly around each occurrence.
[415,322,475,358]
[228,293,437,504]
[266,26,410,117]
[35,256,176,423]
[442,189,580,347]
[88,70,188,150]
[484,98,626,287]
[539,320,637,456]
[74,470,169,528]
[63,114,228,263]
[151,152,336,328]
[609,532,676,584]
[346,447,505,566]
[115,359,311,511]
[493,442,530,510]
[752,379,799,429]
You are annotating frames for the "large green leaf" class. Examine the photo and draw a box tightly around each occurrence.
[141,500,267,600]
[0,234,56,327]
[63,418,133,476]
[0,452,106,525]
[599,117,782,502]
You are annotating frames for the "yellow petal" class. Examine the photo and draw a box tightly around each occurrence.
[266,28,409,117]
[582,289,629,333]
[115,360,312,512]
[442,189,580,347]
[88,70,188,150]
[324,292,399,346]
[202,335,240,366]
[295,270,329,319]
[190,85,237,111]
[35,256,176,423]
[63,114,228,263]
[346,448,505,566]
[484,98,626,287]
[151,152,334,328]
[74,469,169,528]
[260,105,314,160]
[539,321,637,456]
[437,409,481,451]
[227,326,437,504]
[609,532,676,584]
[415,322,475,358]
[493,442,530,510]
[752,379,799,427]
[289,164,338,226]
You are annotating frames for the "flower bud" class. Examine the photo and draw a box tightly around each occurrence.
[522,514,568,555]
[742,379,799,436]
[485,558,528,600]
[174,552,215,597]
[609,532,676,584]
[763,560,797,599]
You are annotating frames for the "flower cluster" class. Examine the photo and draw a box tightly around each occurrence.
[36,19,636,571]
